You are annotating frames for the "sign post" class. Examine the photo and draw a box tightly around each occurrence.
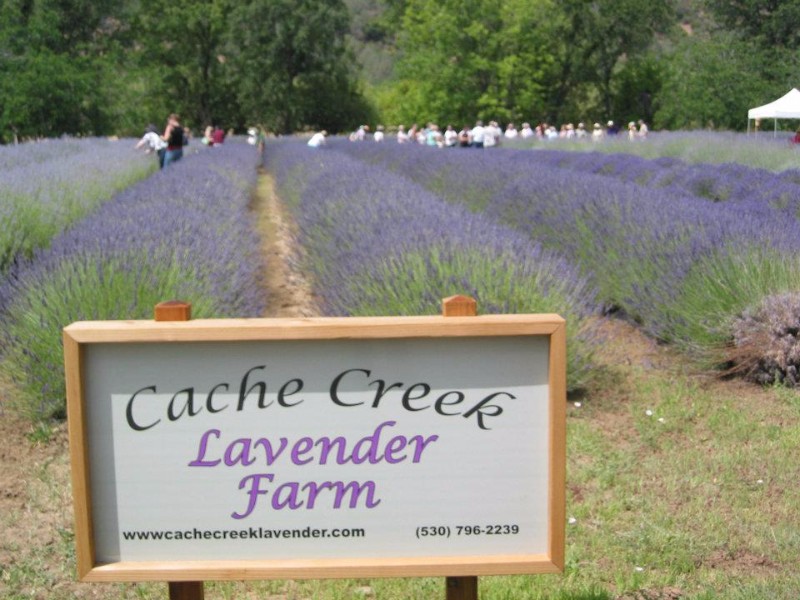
[442,295,479,600]
[154,301,202,600]
[64,299,565,598]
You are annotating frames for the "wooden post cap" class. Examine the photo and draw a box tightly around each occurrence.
[442,295,477,317]
[154,300,192,322]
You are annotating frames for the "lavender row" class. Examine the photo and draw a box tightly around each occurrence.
[335,141,800,382]
[0,143,265,419]
[0,137,157,273]
[524,149,800,218]
[264,140,601,392]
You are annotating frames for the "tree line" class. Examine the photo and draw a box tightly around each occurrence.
[1,0,798,142]
[0,0,372,142]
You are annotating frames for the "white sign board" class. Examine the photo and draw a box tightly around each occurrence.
[64,315,565,582]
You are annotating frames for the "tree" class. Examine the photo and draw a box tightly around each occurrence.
[654,30,776,130]
[0,0,126,141]
[705,0,800,50]
[388,0,556,126]
[135,0,238,130]
[547,0,675,124]
[225,0,368,133]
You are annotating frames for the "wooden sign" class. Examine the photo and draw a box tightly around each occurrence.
[64,314,566,582]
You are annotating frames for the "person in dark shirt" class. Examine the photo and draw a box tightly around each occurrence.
[162,113,185,168]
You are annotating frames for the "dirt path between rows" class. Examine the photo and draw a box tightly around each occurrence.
[254,168,320,319]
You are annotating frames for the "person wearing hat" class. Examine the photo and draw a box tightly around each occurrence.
[606,120,619,136]
[135,123,167,169]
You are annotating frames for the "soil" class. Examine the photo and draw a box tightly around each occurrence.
[254,169,320,319]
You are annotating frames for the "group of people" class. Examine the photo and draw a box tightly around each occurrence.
[343,118,649,148]
[135,115,227,168]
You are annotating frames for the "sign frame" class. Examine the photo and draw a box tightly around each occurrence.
[64,313,566,583]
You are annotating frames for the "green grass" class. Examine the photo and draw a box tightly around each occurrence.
[660,246,800,360]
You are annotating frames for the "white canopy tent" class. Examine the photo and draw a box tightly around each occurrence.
[747,88,800,136]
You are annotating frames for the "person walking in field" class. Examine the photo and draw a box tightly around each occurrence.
[135,124,167,169]
[162,113,185,168]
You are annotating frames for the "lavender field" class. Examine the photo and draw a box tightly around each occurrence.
[2,135,800,599]
[3,134,800,413]
[0,138,158,275]
[333,139,800,383]
[0,142,265,419]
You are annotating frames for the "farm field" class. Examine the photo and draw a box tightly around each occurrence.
[1,134,800,599]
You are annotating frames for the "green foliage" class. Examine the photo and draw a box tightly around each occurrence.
[663,246,800,359]
[655,31,779,130]
[705,0,800,50]
[547,0,674,123]
[342,245,597,392]
[0,51,109,140]
[134,0,238,129]
[382,0,674,126]
[224,0,372,133]
[389,0,555,126]
[1,253,217,420]
[0,0,129,141]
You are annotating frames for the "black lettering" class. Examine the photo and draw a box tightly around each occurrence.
[168,388,201,422]
[463,392,515,430]
[206,382,229,414]
[402,383,431,411]
[238,365,272,411]
[277,378,304,407]
[435,391,465,416]
[126,385,159,431]
[329,368,369,406]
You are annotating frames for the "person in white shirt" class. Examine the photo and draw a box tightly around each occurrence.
[504,123,518,139]
[444,124,458,147]
[520,122,534,139]
[397,125,409,143]
[307,130,327,147]
[483,121,501,148]
[135,124,168,169]
[374,125,385,142]
[470,120,485,148]
[591,123,605,142]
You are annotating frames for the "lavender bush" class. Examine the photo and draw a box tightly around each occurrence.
[0,137,156,274]
[520,149,800,219]
[335,141,800,383]
[517,130,800,172]
[264,140,601,392]
[729,292,800,386]
[0,143,265,419]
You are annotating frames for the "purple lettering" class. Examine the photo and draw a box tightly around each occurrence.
[188,428,222,467]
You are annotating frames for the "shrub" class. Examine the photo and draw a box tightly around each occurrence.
[0,144,265,420]
[729,292,800,386]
